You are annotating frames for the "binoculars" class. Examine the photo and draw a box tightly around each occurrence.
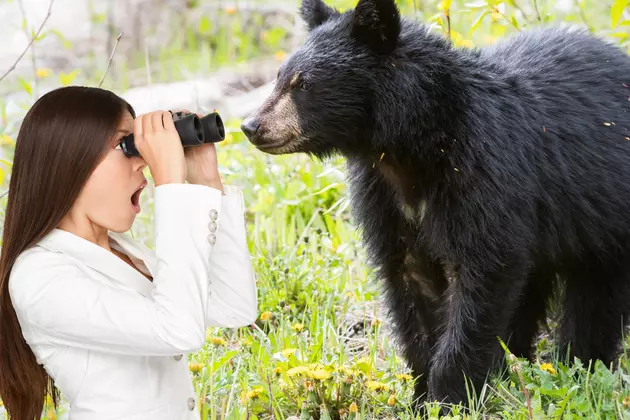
[120,111,225,157]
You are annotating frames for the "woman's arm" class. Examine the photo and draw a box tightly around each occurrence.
[204,185,258,328]
[9,183,221,356]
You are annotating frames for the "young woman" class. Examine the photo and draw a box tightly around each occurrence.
[0,86,258,420]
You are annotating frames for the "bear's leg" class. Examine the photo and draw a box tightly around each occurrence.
[382,248,447,406]
[427,259,529,407]
[503,265,556,360]
[558,254,630,367]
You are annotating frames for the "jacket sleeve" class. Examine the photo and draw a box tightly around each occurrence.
[205,185,258,328]
[9,183,221,356]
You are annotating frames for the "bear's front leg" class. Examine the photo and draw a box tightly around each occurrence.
[427,259,529,408]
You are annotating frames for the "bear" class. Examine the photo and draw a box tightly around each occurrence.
[240,0,630,410]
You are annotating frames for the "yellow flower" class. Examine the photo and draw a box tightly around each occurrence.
[274,51,287,61]
[224,6,236,14]
[287,366,310,376]
[281,348,297,358]
[387,394,396,406]
[247,386,264,399]
[291,323,304,332]
[307,368,331,380]
[540,363,557,375]
[36,68,51,78]
[189,362,203,374]
[208,336,227,346]
[395,373,413,382]
[260,311,273,321]
[370,318,382,328]
[274,366,283,375]
[366,381,389,392]
[349,402,358,413]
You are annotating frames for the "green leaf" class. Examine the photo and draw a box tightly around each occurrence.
[468,9,489,35]
[611,0,628,28]
[199,16,212,33]
[17,77,32,95]
[59,69,80,86]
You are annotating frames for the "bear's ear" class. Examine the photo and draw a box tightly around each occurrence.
[299,0,339,31]
[351,0,401,54]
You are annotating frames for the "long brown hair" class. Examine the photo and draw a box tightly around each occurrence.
[0,86,135,419]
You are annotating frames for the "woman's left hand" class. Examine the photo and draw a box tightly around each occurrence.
[177,109,224,194]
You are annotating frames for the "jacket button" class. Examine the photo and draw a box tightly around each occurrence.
[209,209,218,220]
[207,234,216,245]
[187,397,195,410]
[173,354,183,361]
[208,221,217,232]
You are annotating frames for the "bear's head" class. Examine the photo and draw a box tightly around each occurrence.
[240,0,405,159]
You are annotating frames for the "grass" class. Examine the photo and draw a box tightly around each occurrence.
[1,0,630,418]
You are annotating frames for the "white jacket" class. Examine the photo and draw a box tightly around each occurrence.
[8,183,258,419]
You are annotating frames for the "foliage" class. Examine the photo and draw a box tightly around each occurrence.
[0,0,629,418]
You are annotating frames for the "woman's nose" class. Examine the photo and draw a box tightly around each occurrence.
[133,156,147,172]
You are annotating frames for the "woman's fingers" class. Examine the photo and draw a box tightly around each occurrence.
[142,112,153,136]
[163,111,176,132]
[151,111,165,132]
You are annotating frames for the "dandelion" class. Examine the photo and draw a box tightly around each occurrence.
[189,362,203,374]
[247,387,264,399]
[540,363,557,375]
[260,311,273,321]
[349,402,359,413]
[395,373,413,382]
[287,366,310,376]
[366,381,389,392]
[281,348,297,358]
[308,368,331,381]
[291,323,304,332]
[208,336,227,346]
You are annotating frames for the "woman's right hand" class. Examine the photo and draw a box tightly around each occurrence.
[133,111,187,186]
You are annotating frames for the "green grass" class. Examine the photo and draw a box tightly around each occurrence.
[1,0,630,418]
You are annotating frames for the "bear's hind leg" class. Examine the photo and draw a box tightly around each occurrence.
[558,253,630,368]
[503,265,556,360]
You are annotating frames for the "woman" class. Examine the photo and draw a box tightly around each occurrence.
[0,86,258,420]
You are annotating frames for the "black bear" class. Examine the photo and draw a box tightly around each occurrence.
[240,0,630,409]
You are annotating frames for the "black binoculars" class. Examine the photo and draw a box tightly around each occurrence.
[119,111,225,157]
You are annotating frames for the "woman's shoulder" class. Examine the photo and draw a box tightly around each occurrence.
[9,244,80,308]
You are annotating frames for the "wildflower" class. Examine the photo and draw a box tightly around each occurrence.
[260,311,273,321]
[247,387,264,399]
[366,381,389,392]
[208,336,227,346]
[370,318,382,328]
[308,368,331,381]
[292,323,304,332]
[387,394,396,406]
[274,366,283,375]
[395,373,413,382]
[274,51,287,61]
[224,6,236,14]
[349,402,358,413]
[36,68,51,78]
[287,366,310,376]
[540,363,557,375]
[281,348,297,358]
[189,362,203,374]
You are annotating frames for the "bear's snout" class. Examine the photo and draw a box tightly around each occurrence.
[240,117,261,141]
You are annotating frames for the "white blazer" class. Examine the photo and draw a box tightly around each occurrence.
[8,183,258,420]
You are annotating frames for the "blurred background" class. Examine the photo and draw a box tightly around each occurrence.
[0,0,629,419]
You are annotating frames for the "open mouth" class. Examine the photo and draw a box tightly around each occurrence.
[131,179,147,213]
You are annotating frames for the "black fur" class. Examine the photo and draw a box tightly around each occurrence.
[242,0,630,409]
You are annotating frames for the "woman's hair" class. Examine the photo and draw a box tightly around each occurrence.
[0,86,135,419]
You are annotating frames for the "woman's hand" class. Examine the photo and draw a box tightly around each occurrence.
[133,111,186,186]
[177,109,224,193]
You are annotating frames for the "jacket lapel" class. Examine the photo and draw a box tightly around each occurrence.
[37,229,154,297]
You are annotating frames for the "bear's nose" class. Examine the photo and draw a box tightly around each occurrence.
[241,117,260,140]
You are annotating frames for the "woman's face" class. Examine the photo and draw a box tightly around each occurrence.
[64,111,148,235]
